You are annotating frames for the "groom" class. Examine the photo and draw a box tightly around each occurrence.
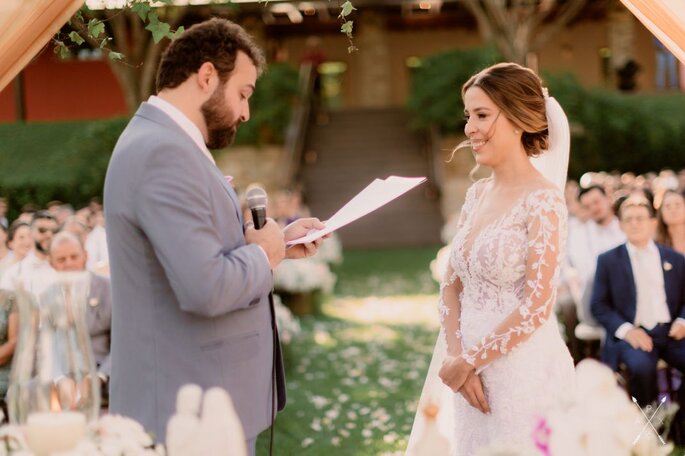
[104,18,323,453]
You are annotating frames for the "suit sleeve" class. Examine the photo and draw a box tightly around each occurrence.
[590,253,627,335]
[134,143,272,318]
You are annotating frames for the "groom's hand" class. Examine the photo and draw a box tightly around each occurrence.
[439,355,474,394]
[283,218,326,259]
[245,218,285,269]
[459,372,490,414]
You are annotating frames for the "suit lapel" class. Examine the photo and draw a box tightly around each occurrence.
[658,246,677,318]
[618,245,638,319]
[209,165,243,226]
[136,103,244,225]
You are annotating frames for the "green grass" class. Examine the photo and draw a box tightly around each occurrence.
[331,247,440,297]
[257,247,441,455]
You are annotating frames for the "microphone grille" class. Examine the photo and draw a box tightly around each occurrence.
[246,185,268,209]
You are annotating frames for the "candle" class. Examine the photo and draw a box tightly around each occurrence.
[25,411,86,456]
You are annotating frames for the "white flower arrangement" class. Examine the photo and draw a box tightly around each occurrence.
[273,258,336,294]
[312,233,343,265]
[0,384,247,456]
[273,294,302,344]
[0,414,163,456]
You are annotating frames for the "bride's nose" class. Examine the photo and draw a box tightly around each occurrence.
[464,118,477,136]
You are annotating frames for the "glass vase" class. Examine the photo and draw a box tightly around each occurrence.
[6,270,99,453]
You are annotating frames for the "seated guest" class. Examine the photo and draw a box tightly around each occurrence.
[0,212,57,290]
[0,290,17,420]
[591,196,685,412]
[48,232,112,396]
[657,189,685,255]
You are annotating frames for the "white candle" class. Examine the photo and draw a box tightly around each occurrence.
[25,411,86,456]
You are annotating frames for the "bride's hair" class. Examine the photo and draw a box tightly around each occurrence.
[460,62,549,158]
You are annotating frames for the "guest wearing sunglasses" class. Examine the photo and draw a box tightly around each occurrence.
[0,211,57,291]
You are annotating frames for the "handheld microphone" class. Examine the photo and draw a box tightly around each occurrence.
[246,185,268,230]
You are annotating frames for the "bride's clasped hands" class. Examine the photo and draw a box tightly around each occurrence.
[439,356,490,414]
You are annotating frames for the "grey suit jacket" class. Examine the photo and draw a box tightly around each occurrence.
[86,272,112,377]
[103,103,277,442]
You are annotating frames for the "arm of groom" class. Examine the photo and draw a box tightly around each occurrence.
[136,143,274,317]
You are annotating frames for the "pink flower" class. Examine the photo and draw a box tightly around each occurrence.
[532,417,551,455]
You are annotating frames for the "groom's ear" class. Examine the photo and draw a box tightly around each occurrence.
[196,62,218,93]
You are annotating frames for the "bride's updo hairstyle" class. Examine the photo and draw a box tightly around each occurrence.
[462,62,548,157]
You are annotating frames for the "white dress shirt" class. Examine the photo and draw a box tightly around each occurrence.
[615,240,683,339]
[574,217,626,293]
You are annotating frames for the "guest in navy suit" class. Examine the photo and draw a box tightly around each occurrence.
[591,195,685,410]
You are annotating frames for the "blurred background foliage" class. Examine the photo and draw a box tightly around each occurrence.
[3,51,685,215]
[0,63,299,218]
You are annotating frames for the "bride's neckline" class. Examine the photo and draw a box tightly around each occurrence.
[459,179,555,265]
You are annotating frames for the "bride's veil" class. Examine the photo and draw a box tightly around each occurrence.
[404,95,570,455]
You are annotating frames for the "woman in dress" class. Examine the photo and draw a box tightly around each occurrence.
[428,62,575,454]
[656,189,685,255]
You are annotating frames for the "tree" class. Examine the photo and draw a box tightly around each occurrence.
[462,0,588,65]
[63,3,188,113]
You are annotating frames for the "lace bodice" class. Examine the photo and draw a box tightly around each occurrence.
[438,178,567,371]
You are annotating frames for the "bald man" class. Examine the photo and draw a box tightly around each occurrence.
[49,232,112,387]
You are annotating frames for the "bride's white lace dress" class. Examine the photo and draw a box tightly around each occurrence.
[440,178,575,455]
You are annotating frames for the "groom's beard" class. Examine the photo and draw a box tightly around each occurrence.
[201,84,240,150]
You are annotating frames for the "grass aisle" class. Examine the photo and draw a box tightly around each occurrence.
[257,247,441,455]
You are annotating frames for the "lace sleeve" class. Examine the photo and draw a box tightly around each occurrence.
[438,182,482,356]
[460,188,567,370]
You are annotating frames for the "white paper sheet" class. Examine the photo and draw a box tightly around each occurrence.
[286,176,427,245]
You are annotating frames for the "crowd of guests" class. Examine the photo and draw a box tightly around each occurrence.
[0,198,111,417]
[560,169,685,437]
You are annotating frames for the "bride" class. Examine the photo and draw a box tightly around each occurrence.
[408,62,575,455]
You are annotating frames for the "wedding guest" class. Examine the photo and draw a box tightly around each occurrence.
[61,216,90,246]
[657,190,685,255]
[48,232,111,394]
[2,221,32,272]
[591,195,685,441]
[0,226,12,280]
[0,198,8,229]
[575,185,626,325]
[0,289,17,419]
[84,210,109,274]
[0,211,57,291]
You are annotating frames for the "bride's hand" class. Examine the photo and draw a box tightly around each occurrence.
[459,372,490,414]
[439,355,474,393]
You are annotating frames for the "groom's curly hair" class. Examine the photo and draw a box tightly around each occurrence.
[462,62,548,157]
[155,18,266,92]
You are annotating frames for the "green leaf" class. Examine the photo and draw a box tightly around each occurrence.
[146,20,171,44]
[87,18,105,39]
[147,11,159,25]
[171,26,185,40]
[108,51,124,61]
[58,44,71,60]
[53,40,65,54]
[75,9,84,23]
[341,21,353,35]
[68,31,85,46]
[131,2,151,21]
[99,37,110,49]
[340,1,356,17]
[347,45,358,54]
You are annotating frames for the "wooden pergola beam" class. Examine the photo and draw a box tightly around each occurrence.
[620,0,685,64]
[0,0,85,92]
